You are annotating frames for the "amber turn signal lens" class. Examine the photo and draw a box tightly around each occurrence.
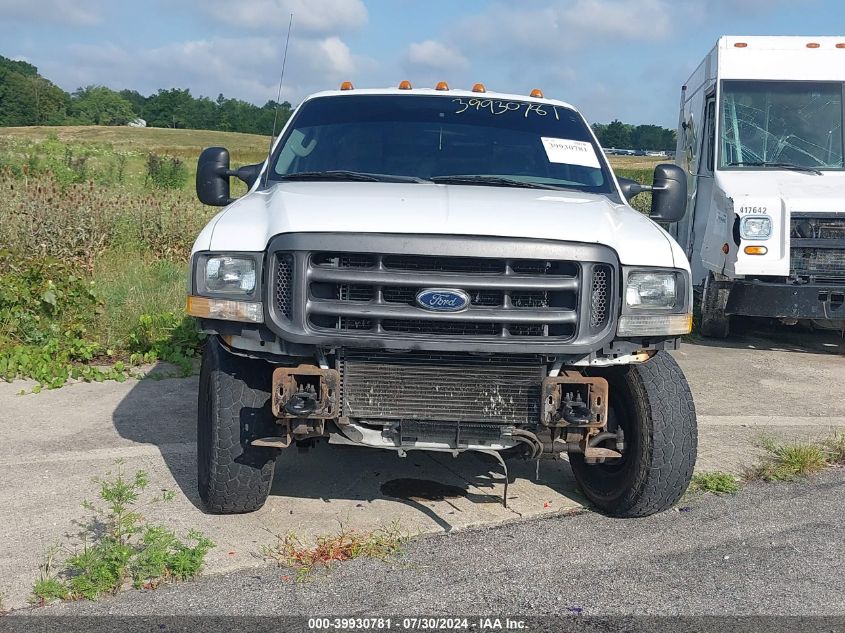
[435,81,449,91]
[339,81,354,91]
[744,246,768,255]
[398,80,412,90]
[472,83,486,93]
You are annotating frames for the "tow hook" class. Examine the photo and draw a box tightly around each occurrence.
[541,372,609,428]
[271,365,340,419]
[284,384,319,417]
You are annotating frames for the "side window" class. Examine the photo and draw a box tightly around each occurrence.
[703,98,716,174]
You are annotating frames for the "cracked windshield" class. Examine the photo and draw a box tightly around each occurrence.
[719,80,844,169]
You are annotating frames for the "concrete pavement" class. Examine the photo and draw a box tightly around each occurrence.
[0,320,842,610]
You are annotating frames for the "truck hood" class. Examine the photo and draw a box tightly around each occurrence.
[197,182,683,269]
[716,170,845,211]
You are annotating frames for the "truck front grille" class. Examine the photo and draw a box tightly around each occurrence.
[304,252,611,340]
[338,350,544,425]
[265,234,619,352]
[790,213,845,280]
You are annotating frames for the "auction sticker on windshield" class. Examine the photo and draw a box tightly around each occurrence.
[541,137,600,168]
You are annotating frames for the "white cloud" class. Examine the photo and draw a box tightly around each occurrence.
[197,0,367,34]
[0,0,103,25]
[43,34,375,106]
[404,40,468,71]
[453,0,674,56]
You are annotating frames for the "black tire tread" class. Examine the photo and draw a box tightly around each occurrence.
[197,337,277,514]
[573,352,697,517]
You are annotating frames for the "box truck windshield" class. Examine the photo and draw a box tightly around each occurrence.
[719,80,844,170]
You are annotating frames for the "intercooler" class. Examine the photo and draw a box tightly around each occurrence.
[337,350,545,426]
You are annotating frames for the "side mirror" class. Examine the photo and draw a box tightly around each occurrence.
[196,147,232,206]
[235,163,262,189]
[650,163,687,223]
[617,177,650,202]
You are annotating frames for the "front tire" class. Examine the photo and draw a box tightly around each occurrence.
[197,336,278,514]
[571,352,697,517]
[699,272,731,338]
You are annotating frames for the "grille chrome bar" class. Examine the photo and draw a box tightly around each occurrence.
[309,266,579,291]
[309,299,577,324]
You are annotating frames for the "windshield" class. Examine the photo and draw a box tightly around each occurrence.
[719,80,844,170]
[270,94,614,193]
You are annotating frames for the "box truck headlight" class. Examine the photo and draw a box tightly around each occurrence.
[618,269,691,337]
[740,215,772,240]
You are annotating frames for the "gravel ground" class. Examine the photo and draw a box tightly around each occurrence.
[14,468,844,621]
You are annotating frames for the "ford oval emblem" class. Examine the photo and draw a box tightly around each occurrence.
[415,288,470,312]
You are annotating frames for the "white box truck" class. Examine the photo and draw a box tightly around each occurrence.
[673,36,845,336]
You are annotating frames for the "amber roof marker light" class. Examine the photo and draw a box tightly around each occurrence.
[806,42,821,48]
[472,83,486,93]
[339,81,354,91]
[435,81,449,91]
[398,80,413,90]
[734,42,748,48]
[530,89,544,98]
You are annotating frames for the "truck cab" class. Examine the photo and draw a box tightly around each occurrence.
[189,83,697,518]
[675,36,845,336]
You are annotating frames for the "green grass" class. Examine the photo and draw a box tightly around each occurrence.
[0,125,268,192]
[93,251,188,352]
[689,471,741,495]
[746,438,831,482]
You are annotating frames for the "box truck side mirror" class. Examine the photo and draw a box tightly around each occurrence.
[649,163,687,223]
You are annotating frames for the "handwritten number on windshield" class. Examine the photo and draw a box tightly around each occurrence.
[452,98,561,120]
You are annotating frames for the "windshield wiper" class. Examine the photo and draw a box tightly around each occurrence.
[728,161,823,175]
[430,175,578,191]
[280,170,428,183]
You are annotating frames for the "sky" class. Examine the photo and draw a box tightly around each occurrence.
[1,0,843,127]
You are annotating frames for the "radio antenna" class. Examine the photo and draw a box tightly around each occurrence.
[263,13,294,186]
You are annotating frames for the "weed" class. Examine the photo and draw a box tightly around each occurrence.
[746,439,829,482]
[689,471,741,495]
[31,544,68,605]
[30,461,213,602]
[820,432,845,465]
[146,153,188,189]
[263,522,407,582]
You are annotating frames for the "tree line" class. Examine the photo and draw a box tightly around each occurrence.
[0,55,291,135]
[591,120,676,152]
[1,55,676,146]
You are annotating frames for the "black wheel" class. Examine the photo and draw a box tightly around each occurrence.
[197,336,279,514]
[571,352,697,517]
[700,272,730,338]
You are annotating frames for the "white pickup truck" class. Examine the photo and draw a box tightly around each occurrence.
[189,83,697,518]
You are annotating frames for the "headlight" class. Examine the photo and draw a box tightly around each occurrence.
[618,268,691,337]
[625,271,678,310]
[204,256,256,294]
[740,215,772,240]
